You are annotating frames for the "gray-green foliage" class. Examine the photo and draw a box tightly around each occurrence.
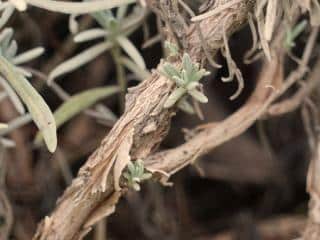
[34,86,120,144]
[164,41,179,57]
[285,20,308,49]
[48,3,147,83]
[161,53,210,109]
[123,159,152,191]
[0,0,139,153]
[0,25,57,152]
[0,55,57,152]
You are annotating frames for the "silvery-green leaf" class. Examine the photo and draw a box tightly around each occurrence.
[0,56,57,152]
[35,86,119,144]
[127,161,135,173]
[132,182,141,191]
[172,75,185,86]
[182,53,193,76]
[164,41,179,57]
[177,98,195,114]
[0,2,11,11]
[136,160,144,175]
[121,6,147,32]
[48,41,112,83]
[189,69,209,83]
[74,28,107,43]
[91,10,111,28]
[15,67,32,78]
[25,0,136,14]
[117,35,146,70]
[164,87,186,108]
[69,14,80,34]
[5,39,17,59]
[116,4,129,20]
[0,28,13,42]
[161,63,180,80]
[285,20,307,48]
[0,5,14,29]
[120,56,151,81]
[132,177,141,183]
[181,69,189,84]
[12,47,44,65]
[141,173,152,180]
[0,28,13,49]
[188,89,208,103]
[186,81,199,90]
[107,17,118,32]
[0,76,25,114]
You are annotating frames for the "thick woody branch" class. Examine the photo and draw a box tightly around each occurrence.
[33,1,255,239]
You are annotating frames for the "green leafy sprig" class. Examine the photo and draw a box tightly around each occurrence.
[48,4,148,83]
[285,20,308,49]
[123,159,152,191]
[161,53,210,109]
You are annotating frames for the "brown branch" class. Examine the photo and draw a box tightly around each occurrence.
[267,58,320,117]
[146,25,319,180]
[145,54,283,176]
[33,1,255,239]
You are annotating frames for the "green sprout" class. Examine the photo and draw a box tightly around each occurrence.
[123,159,152,191]
[164,41,179,57]
[285,20,308,49]
[161,53,210,109]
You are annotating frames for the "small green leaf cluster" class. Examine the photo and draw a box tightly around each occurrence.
[164,41,179,57]
[161,53,210,109]
[285,20,307,49]
[123,159,152,191]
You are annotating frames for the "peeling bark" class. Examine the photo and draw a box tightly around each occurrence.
[33,1,255,239]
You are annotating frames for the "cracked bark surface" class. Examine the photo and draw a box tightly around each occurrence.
[32,1,255,239]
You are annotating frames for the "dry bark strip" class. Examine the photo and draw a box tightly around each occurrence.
[33,1,255,239]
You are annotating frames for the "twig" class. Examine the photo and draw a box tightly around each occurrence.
[266,58,320,117]
[146,24,319,182]
[33,1,254,239]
